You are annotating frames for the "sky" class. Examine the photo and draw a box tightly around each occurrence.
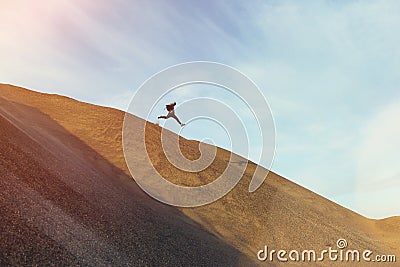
[1,0,400,218]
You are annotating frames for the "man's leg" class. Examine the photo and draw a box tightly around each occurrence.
[158,115,168,119]
[171,114,182,125]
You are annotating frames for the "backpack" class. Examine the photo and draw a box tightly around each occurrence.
[166,102,176,111]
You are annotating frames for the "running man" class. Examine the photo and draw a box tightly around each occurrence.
[158,102,185,126]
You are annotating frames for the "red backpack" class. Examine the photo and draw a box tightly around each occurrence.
[166,102,176,111]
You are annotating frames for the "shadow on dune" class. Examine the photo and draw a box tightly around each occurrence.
[0,97,259,266]
[2,84,398,267]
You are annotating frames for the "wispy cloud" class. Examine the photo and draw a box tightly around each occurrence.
[356,100,400,181]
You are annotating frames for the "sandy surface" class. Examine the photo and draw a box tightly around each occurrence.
[0,85,256,266]
[0,84,398,266]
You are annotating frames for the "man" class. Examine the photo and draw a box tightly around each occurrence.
[158,102,185,126]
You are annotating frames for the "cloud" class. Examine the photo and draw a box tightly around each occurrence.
[356,99,400,187]
[327,98,400,218]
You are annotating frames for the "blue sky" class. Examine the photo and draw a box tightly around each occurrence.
[1,0,400,218]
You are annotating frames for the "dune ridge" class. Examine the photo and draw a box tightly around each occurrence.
[0,84,398,266]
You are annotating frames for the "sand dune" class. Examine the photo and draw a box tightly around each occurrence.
[0,84,398,266]
[0,85,256,266]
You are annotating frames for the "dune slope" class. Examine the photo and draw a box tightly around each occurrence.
[0,85,255,266]
[0,84,398,266]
